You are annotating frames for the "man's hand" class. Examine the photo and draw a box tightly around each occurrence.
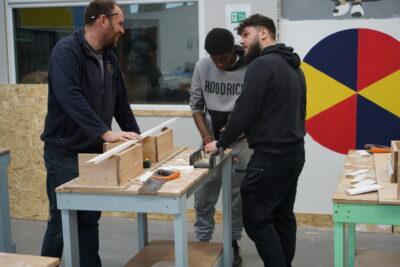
[204,141,218,153]
[101,130,141,142]
[202,134,215,146]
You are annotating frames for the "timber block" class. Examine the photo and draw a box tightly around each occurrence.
[141,127,174,163]
[390,140,400,183]
[78,143,143,186]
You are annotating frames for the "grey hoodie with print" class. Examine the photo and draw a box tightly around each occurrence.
[189,46,247,139]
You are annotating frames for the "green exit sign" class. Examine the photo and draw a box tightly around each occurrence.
[231,11,246,23]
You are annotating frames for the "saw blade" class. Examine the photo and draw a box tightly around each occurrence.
[138,177,166,194]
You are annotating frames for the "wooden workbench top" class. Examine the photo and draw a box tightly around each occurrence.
[0,252,60,267]
[333,150,399,204]
[0,147,10,155]
[56,148,231,197]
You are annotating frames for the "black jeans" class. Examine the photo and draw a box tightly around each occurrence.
[41,143,102,267]
[241,147,305,267]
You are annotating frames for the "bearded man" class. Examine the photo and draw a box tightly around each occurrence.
[40,1,141,266]
[205,14,307,267]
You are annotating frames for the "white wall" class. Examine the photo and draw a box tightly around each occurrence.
[281,17,400,214]
[0,0,9,83]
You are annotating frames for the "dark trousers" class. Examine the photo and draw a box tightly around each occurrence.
[241,147,305,267]
[41,143,102,267]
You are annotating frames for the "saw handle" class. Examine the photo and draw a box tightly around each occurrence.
[151,169,180,181]
[369,147,391,153]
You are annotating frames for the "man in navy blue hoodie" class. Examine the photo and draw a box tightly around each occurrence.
[206,14,306,267]
[40,1,140,266]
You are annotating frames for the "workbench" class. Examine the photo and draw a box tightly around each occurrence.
[0,148,16,253]
[333,150,400,267]
[56,148,233,267]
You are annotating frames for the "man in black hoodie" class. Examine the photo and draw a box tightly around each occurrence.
[40,1,140,266]
[205,14,306,267]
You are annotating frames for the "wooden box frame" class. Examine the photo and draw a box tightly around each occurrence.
[141,127,173,163]
[78,143,143,186]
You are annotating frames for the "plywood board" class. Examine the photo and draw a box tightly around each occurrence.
[116,143,143,185]
[124,240,222,267]
[141,136,157,162]
[78,154,118,186]
[0,252,60,267]
[156,128,173,162]
[0,84,51,220]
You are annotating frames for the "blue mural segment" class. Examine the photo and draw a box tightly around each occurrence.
[73,6,85,28]
[356,95,400,148]
[303,29,358,91]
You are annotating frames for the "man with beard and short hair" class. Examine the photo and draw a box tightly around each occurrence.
[40,1,141,266]
[190,28,252,267]
[205,14,306,267]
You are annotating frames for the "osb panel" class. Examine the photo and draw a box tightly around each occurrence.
[0,84,49,220]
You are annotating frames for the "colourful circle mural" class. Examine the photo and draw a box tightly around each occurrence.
[302,29,400,154]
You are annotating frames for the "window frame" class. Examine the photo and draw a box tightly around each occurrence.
[6,0,206,110]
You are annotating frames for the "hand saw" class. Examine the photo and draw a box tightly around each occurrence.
[138,169,180,194]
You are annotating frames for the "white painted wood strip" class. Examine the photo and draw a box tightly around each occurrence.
[357,150,370,156]
[345,169,369,178]
[351,179,376,188]
[345,184,383,196]
[350,174,368,184]
[87,117,179,164]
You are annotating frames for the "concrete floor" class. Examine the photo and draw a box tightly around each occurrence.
[11,216,400,267]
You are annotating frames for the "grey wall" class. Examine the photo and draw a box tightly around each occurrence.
[0,0,9,83]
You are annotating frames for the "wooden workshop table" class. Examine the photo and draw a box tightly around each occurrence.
[333,150,400,267]
[56,148,233,267]
[0,148,16,253]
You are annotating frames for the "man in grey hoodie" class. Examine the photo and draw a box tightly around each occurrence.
[189,28,252,267]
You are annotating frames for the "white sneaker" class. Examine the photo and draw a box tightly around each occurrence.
[333,3,350,16]
[351,3,364,17]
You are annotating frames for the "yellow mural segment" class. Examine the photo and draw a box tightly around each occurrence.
[359,70,400,118]
[301,62,355,120]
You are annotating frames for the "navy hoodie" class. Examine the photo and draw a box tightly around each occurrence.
[41,30,140,153]
[217,43,306,154]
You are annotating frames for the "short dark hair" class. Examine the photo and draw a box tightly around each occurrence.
[84,0,117,25]
[237,14,276,40]
[204,28,234,55]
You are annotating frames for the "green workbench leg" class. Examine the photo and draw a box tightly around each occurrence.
[334,222,345,267]
[348,223,356,267]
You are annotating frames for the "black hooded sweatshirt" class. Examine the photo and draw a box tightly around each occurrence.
[216,43,306,154]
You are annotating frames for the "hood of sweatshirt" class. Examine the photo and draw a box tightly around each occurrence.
[226,45,246,71]
[260,43,301,69]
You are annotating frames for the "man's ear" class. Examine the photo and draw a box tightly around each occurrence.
[259,27,269,41]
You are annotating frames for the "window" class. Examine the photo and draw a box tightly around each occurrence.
[13,2,199,105]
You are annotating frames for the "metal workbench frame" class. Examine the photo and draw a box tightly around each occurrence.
[0,150,16,253]
[57,153,233,267]
[333,202,400,267]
